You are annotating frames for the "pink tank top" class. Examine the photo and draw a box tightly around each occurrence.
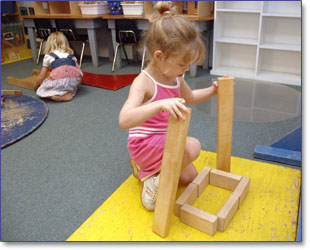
[129,70,181,138]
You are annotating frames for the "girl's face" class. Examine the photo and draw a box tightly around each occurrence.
[155,51,190,79]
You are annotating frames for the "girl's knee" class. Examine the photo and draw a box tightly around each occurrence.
[184,137,201,162]
[179,164,198,186]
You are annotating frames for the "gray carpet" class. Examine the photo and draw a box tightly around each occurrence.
[0,57,301,241]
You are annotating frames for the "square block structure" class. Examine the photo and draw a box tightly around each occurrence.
[175,167,250,235]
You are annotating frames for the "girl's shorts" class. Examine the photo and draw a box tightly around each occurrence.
[128,135,166,181]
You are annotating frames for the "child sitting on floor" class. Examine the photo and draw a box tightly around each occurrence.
[35,32,83,102]
[119,1,230,211]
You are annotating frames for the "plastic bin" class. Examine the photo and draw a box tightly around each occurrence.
[79,3,109,15]
[122,3,144,16]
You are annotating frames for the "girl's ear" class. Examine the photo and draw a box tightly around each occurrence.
[154,50,164,63]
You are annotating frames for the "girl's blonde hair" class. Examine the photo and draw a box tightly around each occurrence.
[143,1,205,65]
[44,32,73,55]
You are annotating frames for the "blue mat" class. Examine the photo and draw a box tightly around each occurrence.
[254,127,301,167]
[1,95,48,148]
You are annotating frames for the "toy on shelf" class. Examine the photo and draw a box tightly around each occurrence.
[152,76,250,237]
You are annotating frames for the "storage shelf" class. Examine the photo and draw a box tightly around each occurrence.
[211,66,256,79]
[256,71,301,86]
[216,1,262,12]
[259,42,301,52]
[215,12,260,42]
[212,1,301,86]
[216,37,258,46]
[262,13,301,18]
[216,9,261,14]
[211,67,301,86]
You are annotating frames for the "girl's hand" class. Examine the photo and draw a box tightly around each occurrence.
[213,75,236,95]
[212,80,219,95]
[159,98,190,120]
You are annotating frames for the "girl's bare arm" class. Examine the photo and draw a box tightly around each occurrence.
[34,67,49,90]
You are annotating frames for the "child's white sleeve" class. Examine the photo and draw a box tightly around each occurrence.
[42,54,52,68]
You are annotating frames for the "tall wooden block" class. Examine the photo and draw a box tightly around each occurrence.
[210,168,241,191]
[152,109,192,238]
[175,183,197,217]
[180,204,218,236]
[192,167,211,197]
[233,176,250,208]
[217,76,235,172]
[217,194,239,232]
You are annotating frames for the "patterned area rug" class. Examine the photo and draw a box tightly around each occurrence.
[1,95,48,148]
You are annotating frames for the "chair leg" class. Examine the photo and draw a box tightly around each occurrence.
[122,45,130,64]
[36,40,44,65]
[141,46,146,71]
[112,44,121,72]
[80,42,85,67]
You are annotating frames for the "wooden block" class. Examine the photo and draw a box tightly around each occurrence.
[33,69,42,75]
[192,167,211,197]
[152,109,192,238]
[216,76,235,172]
[233,176,250,208]
[180,204,218,236]
[217,194,239,232]
[210,168,242,191]
[2,90,23,95]
[175,183,198,217]
[7,75,38,91]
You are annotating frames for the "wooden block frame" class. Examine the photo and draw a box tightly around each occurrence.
[176,167,250,235]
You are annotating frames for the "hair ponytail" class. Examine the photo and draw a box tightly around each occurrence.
[148,1,178,23]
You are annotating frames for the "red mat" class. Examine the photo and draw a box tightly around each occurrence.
[81,71,138,90]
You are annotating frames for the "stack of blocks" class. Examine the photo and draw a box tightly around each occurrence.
[152,76,251,237]
[175,167,250,235]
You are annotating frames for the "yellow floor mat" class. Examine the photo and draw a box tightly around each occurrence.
[67,151,301,241]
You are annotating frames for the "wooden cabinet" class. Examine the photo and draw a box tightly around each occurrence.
[33,1,81,16]
[144,1,213,18]
[211,1,301,86]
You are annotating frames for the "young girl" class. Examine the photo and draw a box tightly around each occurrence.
[35,32,83,102]
[119,1,222,211]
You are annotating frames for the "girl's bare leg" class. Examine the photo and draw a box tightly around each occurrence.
[50,92,73,102]
[179,137,201,186]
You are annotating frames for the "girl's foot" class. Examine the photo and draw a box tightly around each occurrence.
[51,92,73,102]
[141,174,160,211]
[129,159,141,179]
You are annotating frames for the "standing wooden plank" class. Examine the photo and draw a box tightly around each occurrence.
[216,76,235,172]
[152,108,192,238]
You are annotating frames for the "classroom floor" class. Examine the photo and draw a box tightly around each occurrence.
[0,56,301,241]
